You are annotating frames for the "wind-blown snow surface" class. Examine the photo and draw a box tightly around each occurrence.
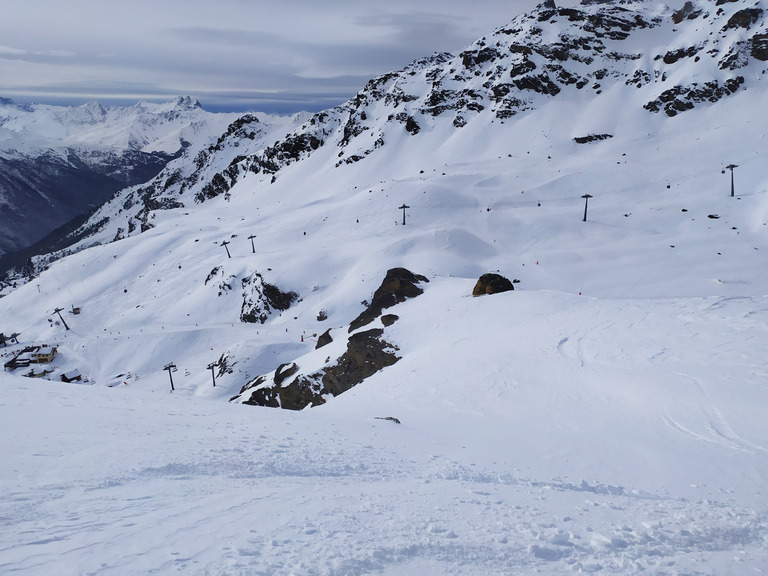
[2,1,768,573]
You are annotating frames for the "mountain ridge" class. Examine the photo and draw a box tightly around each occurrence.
[22,0,765,276]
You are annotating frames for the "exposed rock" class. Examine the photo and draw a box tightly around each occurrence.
[274,362,299,385]
[375,416,401,424]
[644,77,745,116]
[320,329,400,398]
[234,270,425,410]
[381,314,399,327]
[473,273,515,296]
[239,273,299,324]
[316,329,333,349]
[672,1,703,24]
[349,268,428,332]
[574,133,613,144]
[405,116,421,135]
[461,46,502,69]
[751,34,768,61]
[238,328,400,410]
[513,73,562,95]
[723,8,764,31]
[242,374,324,410]
[661,45,701,65]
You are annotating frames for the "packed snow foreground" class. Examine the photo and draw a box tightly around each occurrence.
[2,0,768,574]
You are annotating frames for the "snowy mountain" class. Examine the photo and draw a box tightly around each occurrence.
[1,1,767,574]
[0,96,244,264]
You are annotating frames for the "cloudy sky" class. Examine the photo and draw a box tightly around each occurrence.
[0,0,539,114]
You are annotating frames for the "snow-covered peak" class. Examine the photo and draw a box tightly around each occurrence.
[0,96,237,156]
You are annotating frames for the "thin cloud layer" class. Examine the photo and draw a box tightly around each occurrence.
[0,1,537,113]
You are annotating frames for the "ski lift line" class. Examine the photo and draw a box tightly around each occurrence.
[223,156,766,250]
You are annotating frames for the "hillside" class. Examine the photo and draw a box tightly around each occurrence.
[1,0,767,574]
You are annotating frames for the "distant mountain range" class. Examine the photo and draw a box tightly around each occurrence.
[0,97,244,269]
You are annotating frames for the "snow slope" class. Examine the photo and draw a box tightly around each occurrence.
[1,0,767,574]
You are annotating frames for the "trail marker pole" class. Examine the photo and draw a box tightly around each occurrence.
[248,234,256,253]
[581,194,593,222]
[207,362,217,387]
[399,204,410,225]
[220,240,231,258]
[164,362,176,392]
[51,307,70,330]
[724,164,738,197]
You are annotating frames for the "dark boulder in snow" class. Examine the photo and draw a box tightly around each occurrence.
[381,314,399,326]
[473,273,515,296]
[316,328,333,349]
[751,34,768,61]
[574,133,613,144]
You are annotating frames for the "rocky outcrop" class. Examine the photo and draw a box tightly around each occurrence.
[240,274,299,324]
[574,133,613,144]
[233,268,427,410]
[316,329,333,349]
[236,327,400,410]
[644,77,745,116]
[473,273,515,296]
[349,268,428,332]
[204,267,298,324]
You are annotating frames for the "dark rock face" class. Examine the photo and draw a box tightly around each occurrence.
[241,374,323,410]
[349,268,428,332]
[661,45,702,65]
[723,9,764,31]
[320,329,399,398]
[234,268,428,410]
[240,276,298,324]
[473,273,515,296]
[381,314,399,327]
[574,133,613,144]
[274,362,299,385]
[316,329,333,349]
[672,2,703,24]
[751,34,768,61]
[405,116,421,135]
[239,328,400,410]
[644,77,745,116]
[203,269,298,324]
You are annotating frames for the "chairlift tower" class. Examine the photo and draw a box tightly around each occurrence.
[724,164,738,197]
[581,194,593,222]
[398,204,410,225]
[207,362,217,387]
[51,307,70,330]
[220,240,232,258]
[164,362,177,392]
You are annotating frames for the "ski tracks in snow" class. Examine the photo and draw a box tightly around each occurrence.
[662,375,768,456]
[4,412,768,576]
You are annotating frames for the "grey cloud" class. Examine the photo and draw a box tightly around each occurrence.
[1,0,535,113]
